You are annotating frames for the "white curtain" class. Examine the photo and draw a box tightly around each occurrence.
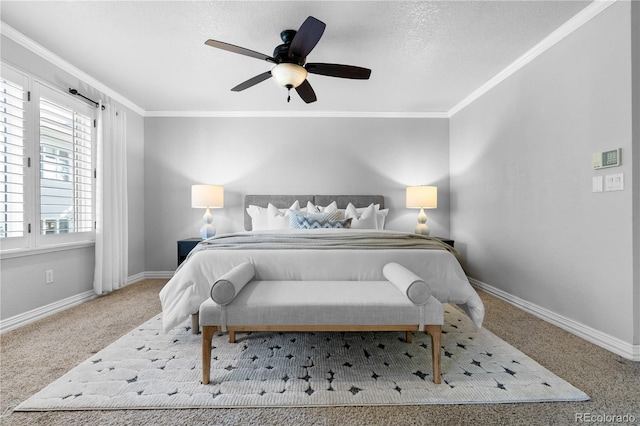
[94,102,128,295]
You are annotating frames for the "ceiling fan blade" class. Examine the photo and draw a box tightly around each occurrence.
[231,71,273,92]
[289,16,326,60]
[295,80,317,103]
[205,39,276,63]
[306,63,371,79]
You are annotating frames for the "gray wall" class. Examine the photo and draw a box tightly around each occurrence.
[0,36,146,320]
[126,108,146,278]
[450,2,637,343]
[144,117,450,271]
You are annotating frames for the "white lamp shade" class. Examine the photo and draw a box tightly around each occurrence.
[191,185,224,208]
[406,186,437,209]
[271,63,308,88]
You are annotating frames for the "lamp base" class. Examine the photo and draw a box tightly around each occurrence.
[200,207,216,239]
[414,223,430,235]
[415,207,430,236]
[200,224,216,239]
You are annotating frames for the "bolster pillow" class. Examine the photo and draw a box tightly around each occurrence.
[210,262,255,305]
[383,262,431,305]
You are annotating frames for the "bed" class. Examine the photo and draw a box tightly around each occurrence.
[159,194,485,334]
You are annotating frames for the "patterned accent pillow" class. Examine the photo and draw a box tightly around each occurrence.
[303,217,352,229]
[289,210,350,229]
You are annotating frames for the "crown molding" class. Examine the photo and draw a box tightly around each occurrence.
[448,0,617,117]
[144,110,449,119]
[1,21,146,116]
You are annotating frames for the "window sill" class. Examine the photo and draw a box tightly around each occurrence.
[0,240,95,260]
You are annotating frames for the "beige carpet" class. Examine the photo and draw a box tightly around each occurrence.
[1,279,638,425]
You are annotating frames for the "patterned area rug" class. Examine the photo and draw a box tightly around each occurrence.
[16,306,588,410]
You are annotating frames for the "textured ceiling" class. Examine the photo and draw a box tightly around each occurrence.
[0,1,592,114]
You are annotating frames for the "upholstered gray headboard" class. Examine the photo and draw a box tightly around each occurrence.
[244,194,384,231]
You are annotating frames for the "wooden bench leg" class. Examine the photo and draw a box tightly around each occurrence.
[424,325,442,384]
[202,325,216,385]
[228,330,236,343]
[191,313,200,334]
[406,331,413,343]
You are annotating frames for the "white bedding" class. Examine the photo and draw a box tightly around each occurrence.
[159,229,484,332]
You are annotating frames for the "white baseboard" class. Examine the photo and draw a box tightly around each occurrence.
[144,271,174,279]
[0,272,173,334]
[0,290,98,334]
[469,277,640,362]
[126,271,147,284]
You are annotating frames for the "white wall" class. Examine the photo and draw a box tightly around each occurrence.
[450,2,636,346]
[0,36,146,321]
[144,117,450,271]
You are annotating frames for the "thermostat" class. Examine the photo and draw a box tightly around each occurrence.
[593,148,621,169]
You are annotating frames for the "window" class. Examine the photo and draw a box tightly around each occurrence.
[1,75,26,240]
[1,62,96,253]
[1,66,28,250]
[39,96,93,235]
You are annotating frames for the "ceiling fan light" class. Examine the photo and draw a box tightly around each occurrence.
[271,63,308,88]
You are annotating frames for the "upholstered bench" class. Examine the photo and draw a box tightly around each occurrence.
[199,262,444,385]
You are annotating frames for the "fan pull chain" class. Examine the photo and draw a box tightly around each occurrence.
[287,87,291,103]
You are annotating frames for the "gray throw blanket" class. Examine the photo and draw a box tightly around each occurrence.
[189,230,456,257]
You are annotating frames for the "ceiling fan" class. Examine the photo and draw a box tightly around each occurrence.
[204,16,371,104]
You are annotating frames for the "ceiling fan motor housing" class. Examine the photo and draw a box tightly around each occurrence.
[274,29,305,65]
[280,29,296,43]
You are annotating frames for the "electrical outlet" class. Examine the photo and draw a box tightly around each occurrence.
[45,270,54,284]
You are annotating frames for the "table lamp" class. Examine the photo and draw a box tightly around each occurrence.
[406,185,437,235]
[191,184,224,238]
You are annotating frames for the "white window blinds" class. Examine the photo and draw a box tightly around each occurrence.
[39,96,93,235]
[1,64,97,253]
[0,76,26,239]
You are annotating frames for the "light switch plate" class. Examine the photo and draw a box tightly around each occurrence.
[605,173,624,191]
[592,176,603,192]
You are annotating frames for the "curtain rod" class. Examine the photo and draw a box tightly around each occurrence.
[68,88,105,110]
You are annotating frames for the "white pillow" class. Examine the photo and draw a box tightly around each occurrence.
[306,200,338,213]
[267,202,300,229]
[376,208,389,230]
[347,204,388,229]
[345,203,378,229]
[351,203,386,229]
[354,203,380,214]
[246,205,269,230]
[247,200,301,230]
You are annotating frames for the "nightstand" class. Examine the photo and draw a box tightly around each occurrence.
[433,237,454,248]
[177,238,202,266]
